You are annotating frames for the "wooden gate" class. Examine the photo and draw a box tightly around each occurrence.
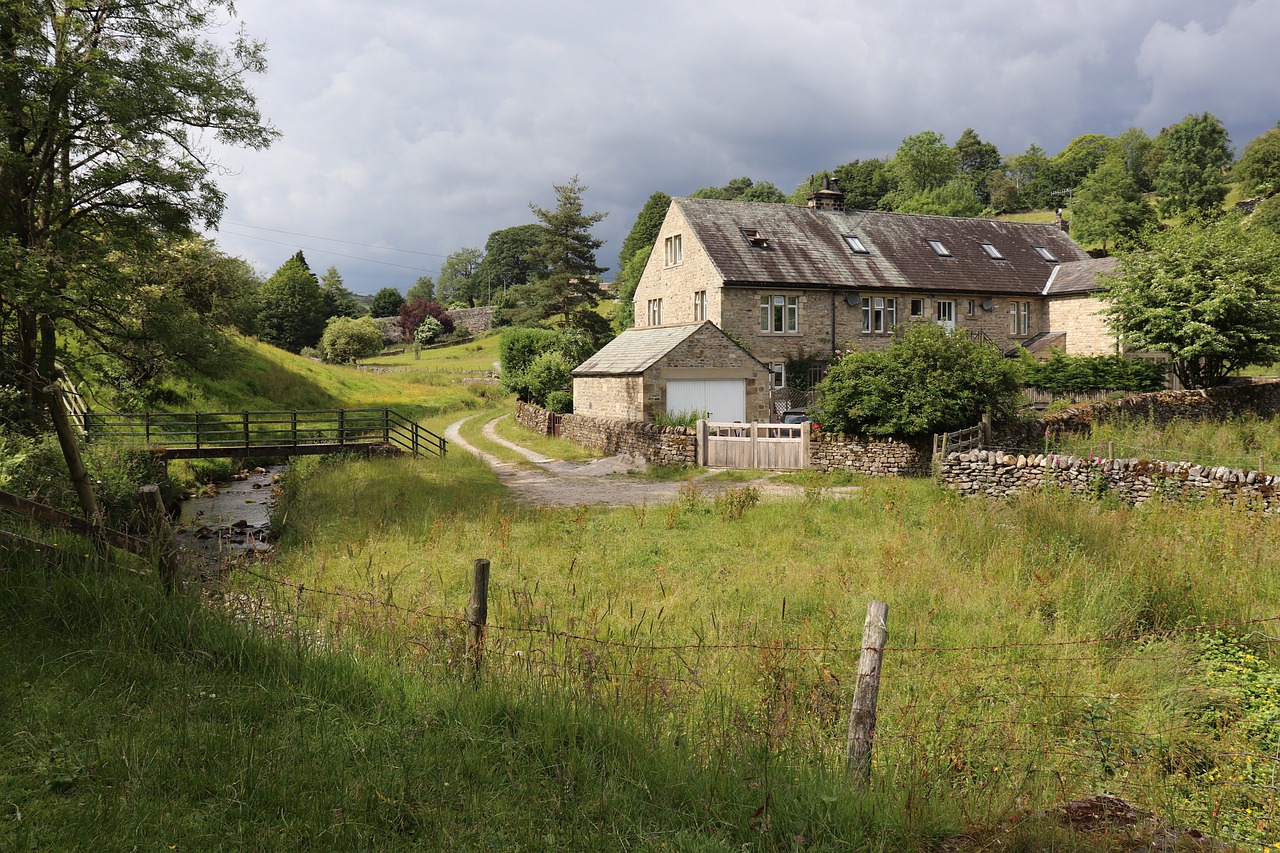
[697,421,809,470]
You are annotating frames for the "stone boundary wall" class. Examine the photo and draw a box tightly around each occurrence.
[515,402,695,466]
[810,432,930,477]
[448,306,495,336]
[519,403,927,475]
[997,381,1280,444]
[940,448,1280,513]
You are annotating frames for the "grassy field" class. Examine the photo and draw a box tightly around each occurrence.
[9,332,1280,849]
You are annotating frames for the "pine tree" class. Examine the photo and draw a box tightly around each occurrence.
[523,176,607,329]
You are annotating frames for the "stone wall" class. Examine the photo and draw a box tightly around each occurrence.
[1039,382,1280,436]
[809,432,930,476]
[448,306,496,336]
[940,448,1280,513]
[516,402,696,466]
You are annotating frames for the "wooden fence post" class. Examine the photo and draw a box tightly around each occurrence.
[464,558,491,682]
[847,599,888,786]
[139,484,180,593]
[44,383,101,524]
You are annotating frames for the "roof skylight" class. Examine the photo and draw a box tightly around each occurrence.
[843,235,869,254]
[980,242,1005,260]
[927,239,952,257]
[1033,246,1058,263]
[741,227,769,248]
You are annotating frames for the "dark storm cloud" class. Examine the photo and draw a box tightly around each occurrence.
[206,0,1280,293]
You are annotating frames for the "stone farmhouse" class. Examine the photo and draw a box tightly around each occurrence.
[630,185,1121,398]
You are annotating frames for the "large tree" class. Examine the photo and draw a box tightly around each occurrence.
[256,252,326,353]
[954,128,1001,204]
[319,266,364,319]
[1101,215,1280,389]
[1155,112,1232,218]
[474,224,542,305]
[1069,154,1155,252]
[614,191,670,332]
[520,175,607,331]
[437,247,484,307]
[0,0,274,424]
[1234,125,1280,198]
[369,287,405,318]
[405,275,435,303]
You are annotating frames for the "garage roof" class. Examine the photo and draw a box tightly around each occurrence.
[573,322,712,376]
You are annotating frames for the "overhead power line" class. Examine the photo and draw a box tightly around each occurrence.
[223,222,452,259]
[219,229,439,274]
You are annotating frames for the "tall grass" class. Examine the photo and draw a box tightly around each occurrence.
[1045,412,1280,472]
[256,451,1280,848]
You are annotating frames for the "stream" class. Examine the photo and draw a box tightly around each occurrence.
[173,465,282,568]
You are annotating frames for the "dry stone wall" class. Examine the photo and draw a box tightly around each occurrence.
[809,432,929,476]
[1039,382,1280,436]
[516,402,695,466]
[940,448,1280,513]
[448,306,495,336]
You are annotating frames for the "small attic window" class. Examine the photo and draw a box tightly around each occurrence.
[927,239,952,257]
[980,242,1005,260]
[741,227,770,248]
[843,235,869,254]
[1033,246,1058,263]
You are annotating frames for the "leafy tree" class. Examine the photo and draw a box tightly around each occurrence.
[1101,215,1280,388]
[831,159,898,210]
[1051,133,1116,189]
[689,177,786,203]
[437,247,485,307]
[1022,352,1165,394]
[894,178,983,217]
[737,181,787,203]
[817,322,1022,437]
[954,128,1001,203]
[319,266,364,319]
[1114,127,1159,193]
[520,176,608,330]
[405,275,436,303]
[256,252,326,353]
[1004,145,1052,209]
[396,299,453,340]
[1155,112,1232,218]
[1069,155,1155,252]
[1234,126,1280,198]
[614,191,672,333]
[369,287,405,318]
[985,169,1022,213]
[0,0,275,426]
[475,225,542,306]
[319,316,383,364]
[889,131,960,199]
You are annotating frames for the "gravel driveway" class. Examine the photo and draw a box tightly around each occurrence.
[443,415,858,507]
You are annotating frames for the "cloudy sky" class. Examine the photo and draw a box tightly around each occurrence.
[204,0,1280,295]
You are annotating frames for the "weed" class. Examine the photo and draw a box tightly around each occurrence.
[714,485,761,520]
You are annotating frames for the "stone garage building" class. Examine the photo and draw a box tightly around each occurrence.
[572,321,771,423]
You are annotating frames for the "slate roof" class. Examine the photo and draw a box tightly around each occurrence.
[674,198,1093,297]
[1043,256,1117,296]
[573,322,710,376]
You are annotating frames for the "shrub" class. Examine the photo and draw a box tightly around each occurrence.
[397,299,453,340]
[498,327,562,401]
[544,390,573,414]
[319,316,384,364]
[817,322,1022,436]
[413,316,445,346]
[1024,352,1166,394]
[524,351,572,407]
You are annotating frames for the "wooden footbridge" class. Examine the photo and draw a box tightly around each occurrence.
[83,407,446,460]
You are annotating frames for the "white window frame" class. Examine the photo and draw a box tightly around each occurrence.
[759,294,798,334]
[664,234,682,267]
[965,299,976,317]
[860,296,897,334]
[935,299,955,329]
[647,298,663,326]
[1011,301,1031,336]
[693,290,706,322]
[769,362,786,390]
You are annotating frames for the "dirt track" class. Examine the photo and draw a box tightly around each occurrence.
[443,415,858,507]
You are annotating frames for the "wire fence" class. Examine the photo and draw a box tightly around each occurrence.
[230,560,1280,846]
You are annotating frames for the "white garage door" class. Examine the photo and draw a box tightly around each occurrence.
[666,379,746,423]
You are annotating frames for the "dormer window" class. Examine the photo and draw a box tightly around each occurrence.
[979,242,1005,260]
[1033,246,1058,263]
[741,228,770,248]
[843,235,869,254]
[927,239,951,257]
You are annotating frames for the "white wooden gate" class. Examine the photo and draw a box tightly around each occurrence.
[697,421,809,470]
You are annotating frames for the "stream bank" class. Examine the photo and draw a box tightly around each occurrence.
[173,465,282,572]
